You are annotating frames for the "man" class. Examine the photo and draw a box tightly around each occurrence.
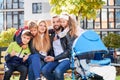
[42,15,72,80]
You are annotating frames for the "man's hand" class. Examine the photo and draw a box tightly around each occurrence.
[22,45,28,49]
[44,56,54,62]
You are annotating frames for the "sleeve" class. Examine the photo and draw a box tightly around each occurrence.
[6,42,14,53]
[54,50,70,61]
[5,54,11,62]
[5,42,15,61]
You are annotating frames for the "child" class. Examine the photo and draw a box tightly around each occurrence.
[59,14,77,38]
[14,20,38,48]
[4,30,33,80]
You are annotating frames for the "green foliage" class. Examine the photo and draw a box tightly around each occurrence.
[103,33,120,49]
[49,0,105,19]
[0,28,16,47]
[116,75,120,80]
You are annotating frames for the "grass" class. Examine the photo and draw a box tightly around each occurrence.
[116,75,120,80]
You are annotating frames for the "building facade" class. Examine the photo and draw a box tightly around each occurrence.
[0,0,120,38]
[81,0,120,38]
[24,0,51,25]
[0,0,24,31]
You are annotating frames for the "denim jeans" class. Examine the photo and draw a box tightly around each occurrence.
[3,64,27,80]
[42,60,70,80]
[28,53,46,80]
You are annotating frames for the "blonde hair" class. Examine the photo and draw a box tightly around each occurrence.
[33,20,50,52]
[68,15,77,37]
[27,20,38,29]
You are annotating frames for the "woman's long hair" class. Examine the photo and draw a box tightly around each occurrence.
[33,20,50,52]
[68,15,77,37]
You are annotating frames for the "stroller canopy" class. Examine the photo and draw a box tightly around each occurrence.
[72,30,108,56]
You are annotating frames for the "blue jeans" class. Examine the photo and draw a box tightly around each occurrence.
[4,64,27,80]
[42,60,70,80]
[28,54,46,80]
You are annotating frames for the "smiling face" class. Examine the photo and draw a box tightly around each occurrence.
[60,18,68,28]
[21,34,31,45]
[38,21,47,34]
[52,17,61,31]
[29,27,38,37]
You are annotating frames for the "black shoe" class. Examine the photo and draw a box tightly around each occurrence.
[90,74,103,80]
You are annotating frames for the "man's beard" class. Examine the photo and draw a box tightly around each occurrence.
[54,26,62,31]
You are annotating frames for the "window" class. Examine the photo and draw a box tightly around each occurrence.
[19,11,24,28]
[32,3,42,13]
[87,20,94,29]
[13,12,18,28]
[115,9,120,23]
[0,12,3,32]
[6,11,24,29]
[115,0,120,6]
[116,23,120,29]
[95,22,100,29]
[19,0,24,8]
[6,12,12,28]
[6,0,12,9]
[13,3,18,8]
[101,32,107,39]
[0,0,3,9]
[13,0,18,9]
[13,0,18,3]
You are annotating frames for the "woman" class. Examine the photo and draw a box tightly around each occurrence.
[28,20,50,80]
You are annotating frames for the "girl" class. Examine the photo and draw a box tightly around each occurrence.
[59,14,78,46]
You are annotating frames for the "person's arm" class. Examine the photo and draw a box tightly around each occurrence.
[5,42,15,61]
[5,54,12,62]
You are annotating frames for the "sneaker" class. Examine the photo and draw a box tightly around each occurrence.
[36,78,41,80]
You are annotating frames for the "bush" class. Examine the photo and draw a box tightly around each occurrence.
[0,28,16,47]
[103,33,120,49]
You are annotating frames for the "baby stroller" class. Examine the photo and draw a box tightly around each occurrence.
[71,30,112,80]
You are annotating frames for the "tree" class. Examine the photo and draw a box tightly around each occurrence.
[49,0,105,19]
[0,28,16,47]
